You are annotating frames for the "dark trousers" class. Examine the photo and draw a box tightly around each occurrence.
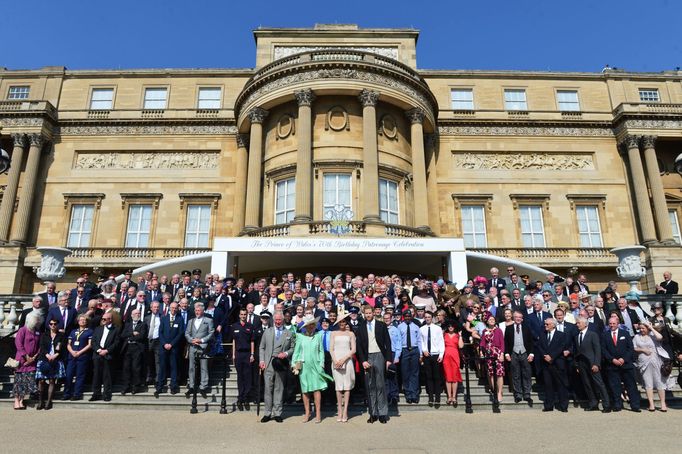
[576,359,610,409]
[235,351,252,402]
[541,365,568,411]
[400,348,420,401]
[606,366,640,410]
[121,344,144,389]
[422,355,442,402]
[92,355,113,398]
[157,347,179,391]
[510,351,532,399]
[146,339,160,382]
[64,357,90,398]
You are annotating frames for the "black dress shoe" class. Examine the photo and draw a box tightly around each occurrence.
[379,416,388,424]
[200,389,207,399]
[631,408,641,413]
[121,388,131,396]
[274,416,283,423]
[154,391,160,398]
[61,395,71,401]
[514,397,522,403]
[559,408,568,413]
[434,402,441,409]
[542,408,553,412]
[45,402,53,410]
[585,406,599,412]
[171,388,179,395]
[89,396,101,402]
[260,416,271,423]
[72,396,83,401]
[367,415,376,423]
[185,390,192,398]
[613,408,622,412]
[103,397,111,402]
[428,401,434,407]
[237,401,244,411]
[602,408,611,413]
[526,398,533,408]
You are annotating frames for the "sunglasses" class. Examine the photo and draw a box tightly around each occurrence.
[49,322,58,326]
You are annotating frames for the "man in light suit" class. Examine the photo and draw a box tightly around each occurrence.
[258,311,295,423]
[184,302,214,398]
[574,316,610,412]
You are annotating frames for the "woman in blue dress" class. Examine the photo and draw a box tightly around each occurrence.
[35,317,67,409]
[63,314,93,401]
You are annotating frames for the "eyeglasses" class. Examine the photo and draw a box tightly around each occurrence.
[48,322,58,326]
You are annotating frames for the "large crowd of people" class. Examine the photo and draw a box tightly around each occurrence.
[10,266,682,421]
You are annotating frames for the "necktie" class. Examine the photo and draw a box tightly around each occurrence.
[493,279,496,287]
[547,332,551,343]
[276,328,281,341]
[612,331,617,346]
[579,332,583,347]
[427,326,432,352]
[516,324,520,334]
[368,321,373,332]
[149,316,156,339]
[323,331,329,351]
[537,312,542,322]
[407,323,412,348]
[76,298,81,311]
[598,309,605,321]
[61,308,66,321]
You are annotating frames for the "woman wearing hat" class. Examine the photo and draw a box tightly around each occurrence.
[329,311,356,422]
[292,315,333,423]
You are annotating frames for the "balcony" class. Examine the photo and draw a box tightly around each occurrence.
[613,102,682,118]
[242,221,435,238]
[468,247,618,267]
[59,108,235,122]
[24,247,211,269]
[0,100,57,122]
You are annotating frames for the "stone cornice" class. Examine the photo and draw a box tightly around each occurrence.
[56,121,238,136]
[439,121,613,137]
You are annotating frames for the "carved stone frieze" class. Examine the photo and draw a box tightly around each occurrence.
[74,151,220,170]
[453,152,595,170]
[620,119,682,130]
[0,117,45,128]
[439,125,613,137]
[58,124,238,136]
[273,46,399,60]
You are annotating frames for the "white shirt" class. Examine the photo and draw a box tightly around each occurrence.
[193,317,203,331]
[149,314,160,339]
[99,325,111,349]
[419,323,445,360]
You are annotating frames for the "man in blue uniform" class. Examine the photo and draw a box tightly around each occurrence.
[62,314,93,400]
[230,307,255,410]
[156,302,184,397]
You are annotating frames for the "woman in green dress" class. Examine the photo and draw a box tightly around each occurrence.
[292,315,332,423]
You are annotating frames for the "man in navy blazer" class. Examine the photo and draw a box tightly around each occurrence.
[601,316,641,412]
[535,318,570,412]
[45,294,77,335]
[155,302,185,397]
[525,298,551,341]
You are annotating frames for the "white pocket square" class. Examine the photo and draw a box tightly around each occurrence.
[619,337,625,340]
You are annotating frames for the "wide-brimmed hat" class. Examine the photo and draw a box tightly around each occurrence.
[301,315,319,328]
[624,291,640,302]
[335,310,351,325]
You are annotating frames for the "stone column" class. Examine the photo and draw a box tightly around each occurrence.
[641,135,675,244]
[425,133,440,235]
[406,108,431,231]
[622,135,657,245]
[10,134,45,245]
[243,107,268,231]
[0,134,27,243]
[293,89,315,223]
[359,89,382,223]
[233,134,249,234]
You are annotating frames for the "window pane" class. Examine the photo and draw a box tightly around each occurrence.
[8,86,30,100]
[90,88,113,110]
[198,87,221,109]
[557,90,580,111]
[461,205,486,247]
[144,88,167,109]
[519,205,544,247]
[379,179,399,224]
[451,89,474,110]
[275,178,295,224]
[639,89,659,102]
[504,89,527,110]
[669,210,681,244]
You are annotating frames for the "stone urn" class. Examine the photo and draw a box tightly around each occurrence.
[610,245,646,294]
[34,247,72,282]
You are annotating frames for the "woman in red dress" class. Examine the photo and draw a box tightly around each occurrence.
[442,321,464,406]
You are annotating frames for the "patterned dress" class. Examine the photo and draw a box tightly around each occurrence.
[480,328,505,377]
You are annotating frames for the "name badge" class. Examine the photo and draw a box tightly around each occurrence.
[74,341,80,347]
[234,330,240,333]
[173,324,178,328]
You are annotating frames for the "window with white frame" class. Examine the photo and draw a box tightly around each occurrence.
[67,204,94,248]
[379,178,399,224]
[519,205,545,247]
[125,204,152,248]
[450,89,474,110]
[323,173,352,212]
[275,178,295,224]
[143,87,168,109]
[504,89,527,110]
[576,205,603,247]
[556,90,580,111]
[185,204,211,248]
[7,86,30,100]
[670,210,681,244]
[197,87,221,109]
[90,88,114,110]
[461,205,487,248]
[639,89,660,102]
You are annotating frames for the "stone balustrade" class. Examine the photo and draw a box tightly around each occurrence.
[469,247,617,266]
[0,295,33,335]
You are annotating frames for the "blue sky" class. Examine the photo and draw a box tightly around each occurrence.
[3,0,680,73]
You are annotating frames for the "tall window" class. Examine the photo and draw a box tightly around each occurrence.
[519,205,545,247]
[143,88,168,109]
[639,89,660,102]
[185,205,210,248]
[450,89,474,110]
[379,178,399,224]
[576,205,603,247]
[125,205,152,248]
[275,178,295,224]
[504,89,527,110]
[323,173,352,212]
[7,86,30,100]
[461,205,487,248]
[556,90,580,111]
[197,87,221,109]
[90,88,114,110]
[670,210,681,244]
[67,205,94,248]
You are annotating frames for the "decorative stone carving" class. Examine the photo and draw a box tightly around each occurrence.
[620,134,640,150]
[11,133,26,147]
[358,89,380,107]
[0,117,45,128]
[439,125,614,137]
[620,119,682,130]
[405,108,425,124]
[28,133,44,148]
[58,124,238,136]
[34,247,72,282]
[236,133,249,149]
[452,152,595,170]
[379,114,398,140]
[74,151,219,170]
[276,114,295,140]
[294,89,315,106]
[248,107,269,124]
[325,106,349,131]
[640,135,657,149]
[274,46,399,60]
[610,245,647,294]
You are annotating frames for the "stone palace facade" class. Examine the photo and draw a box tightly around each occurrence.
[0,24,681,293]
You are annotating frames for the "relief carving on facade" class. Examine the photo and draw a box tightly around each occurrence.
[58,124,238,136]
[453,152,595,170]
[439,125,613,137]
[74,151,219,170]
[273,46,399,60]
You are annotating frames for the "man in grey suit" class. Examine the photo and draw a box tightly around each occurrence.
[574,316,610,412]
[258,311,295,423]
[185,302,214,398]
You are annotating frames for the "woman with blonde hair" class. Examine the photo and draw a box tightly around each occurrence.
[633,321,669,412]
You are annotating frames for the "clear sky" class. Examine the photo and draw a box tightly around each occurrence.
[2,0,681,73]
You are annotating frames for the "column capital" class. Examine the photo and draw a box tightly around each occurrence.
[619,134,640,150]
[294,89,316,107]
[358,89,380,107]
[27,133,44,148]
[10,133,27,148]
[405,108,426,125]
[236,133,249,149]
[640,135,657,149]
[248,107,269,124]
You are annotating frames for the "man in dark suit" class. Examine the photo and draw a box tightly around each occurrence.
[45,294,77,335]
[656,271,678,295]
[308,276,323,299]
[156,302,185,396]
[120,308,149,394]
[486,267,506,293]
[574,316,611,412]
[616,297,640,337]
[504,311,534,405]
[90,312,120,402]
[535,318,570,412]
[585,305,605,333]
[69,286,90,314]
[122,290,149,323]
[601,316,641,412]
[525,298,551,341]
[38,281,58,310]
[116,269,134,293]
[145,301,163,385]
[247,281,266,306]
[356,305,392,423]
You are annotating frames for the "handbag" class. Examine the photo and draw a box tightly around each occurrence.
[4,357,20,369]
[660,358,673,377]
